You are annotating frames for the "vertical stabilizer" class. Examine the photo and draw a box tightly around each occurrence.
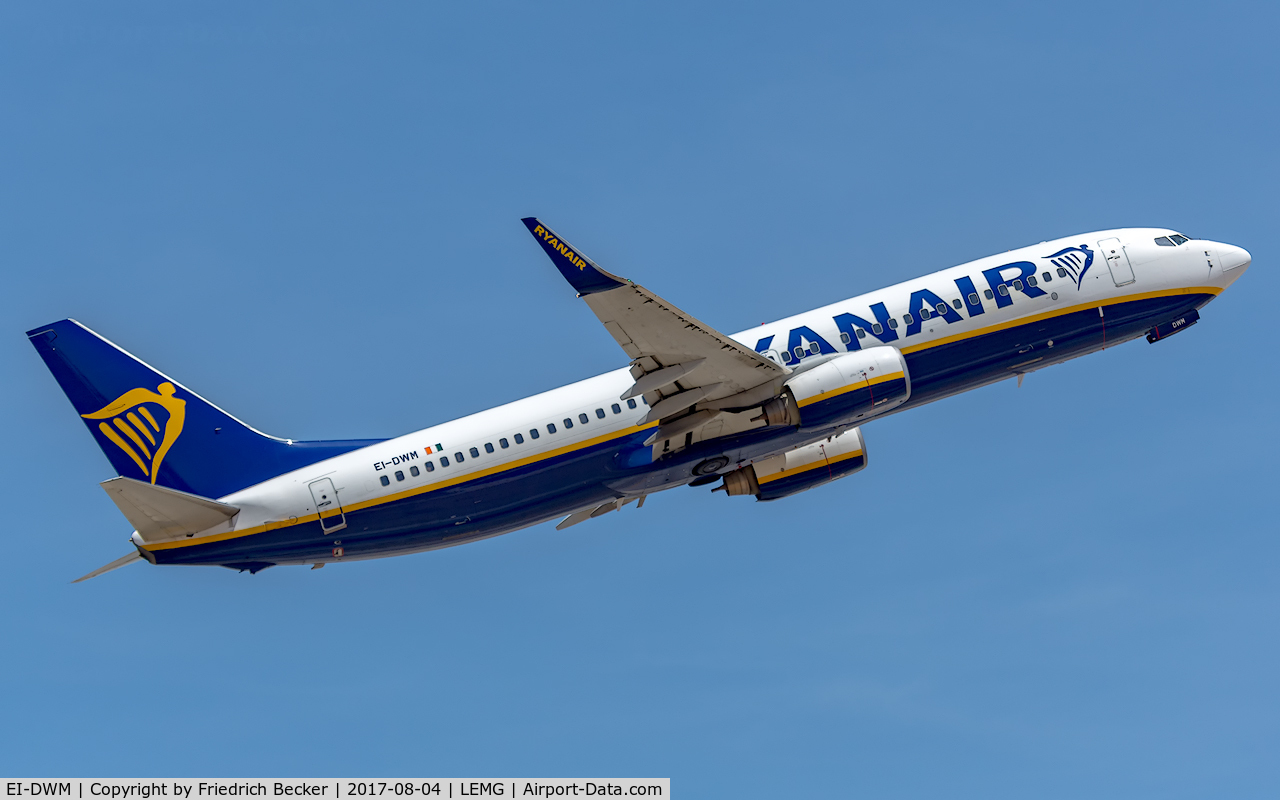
[28,319,383,498]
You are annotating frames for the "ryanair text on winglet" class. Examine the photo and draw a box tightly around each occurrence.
[533,225,589,271]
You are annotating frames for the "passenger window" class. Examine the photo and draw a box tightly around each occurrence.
[920,308,931,320]
[455,451,465,462]
[380,475,390,486]
[839,332,851,344]
[856,328,866,339]
[984,289,994,299]
[888,318,899,329]
[425,461,435,472]
[968,292,980,305]
[484,443,494,453]
[1057,267,1067,278]
[807,342,820,355]
[563,418,573,429]
[1012,279,1023,291]
[1026,275,1037,287]
[1155,236,1174,246]
[1171,234,1188,245]
[470,446,480,458]
[793,346,805,358]
[951,299,962,310]
[1042,271,1052,283]
[515,433,524,444]
[998,284,1009,296]
[626,399,637,409]
[871,323,883,335]
[580,413,589,424]
[441,456,450,466]
[547,423,556,434]
[611,403,621,414]
[410,465,420,477]
[596,408,605,419]
[903,314,913,325]
[781,350,793,363]
[395,470,404,481]
[499,438,509,449]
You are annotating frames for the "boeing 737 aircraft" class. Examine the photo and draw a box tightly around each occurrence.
[29,220,1251,580]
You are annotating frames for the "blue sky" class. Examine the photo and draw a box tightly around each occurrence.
[2,1,1277,796]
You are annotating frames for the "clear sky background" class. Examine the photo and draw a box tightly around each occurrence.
[2,2,1277,796]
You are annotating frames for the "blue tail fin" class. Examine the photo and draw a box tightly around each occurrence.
[27,320,382,499]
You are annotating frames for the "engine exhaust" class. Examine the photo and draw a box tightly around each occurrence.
[750,394,798,427]
[713,465,760,497]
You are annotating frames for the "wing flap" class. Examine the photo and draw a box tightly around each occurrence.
[623,359,705,400]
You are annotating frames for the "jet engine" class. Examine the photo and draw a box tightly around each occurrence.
[784,347,910,428]
[714,428,867,501]
[751,347,910,431]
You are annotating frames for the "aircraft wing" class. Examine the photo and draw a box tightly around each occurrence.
[522,218,788,429]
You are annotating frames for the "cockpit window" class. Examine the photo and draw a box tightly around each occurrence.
[1155,236,1174,246]
[1170,234,1189,245]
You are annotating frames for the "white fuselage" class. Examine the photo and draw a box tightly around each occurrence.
[142,228,1249,565]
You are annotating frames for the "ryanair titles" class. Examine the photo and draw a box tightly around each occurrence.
[754,248,1092,359]
[532,225,589,271]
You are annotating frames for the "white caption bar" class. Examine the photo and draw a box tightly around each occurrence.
[3,781,668,800]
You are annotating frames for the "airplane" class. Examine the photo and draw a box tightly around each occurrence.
[28,219,1250,581]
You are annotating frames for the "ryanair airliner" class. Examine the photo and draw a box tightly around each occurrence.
[29,220,1250,580]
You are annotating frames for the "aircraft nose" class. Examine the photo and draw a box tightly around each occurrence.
[1220,243,1251,272]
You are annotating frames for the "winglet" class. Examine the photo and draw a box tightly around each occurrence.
[521,218,629,296]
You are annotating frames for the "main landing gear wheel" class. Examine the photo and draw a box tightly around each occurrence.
[692,456,730,476]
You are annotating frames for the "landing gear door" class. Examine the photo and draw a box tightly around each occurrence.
[1099,237,1135,286]
[309,477,347,534]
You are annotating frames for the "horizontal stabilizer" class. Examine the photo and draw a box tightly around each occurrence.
[100,476,239,544]
[73,550,144,583]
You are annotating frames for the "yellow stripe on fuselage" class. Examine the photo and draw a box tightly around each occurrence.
[898,286,1220,355]
[145,285,1222,553]
[145,420,660,551]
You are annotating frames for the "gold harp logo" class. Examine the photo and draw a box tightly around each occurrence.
[82,382,186,484]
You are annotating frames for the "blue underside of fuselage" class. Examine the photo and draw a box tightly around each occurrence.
[157,291,1212,570]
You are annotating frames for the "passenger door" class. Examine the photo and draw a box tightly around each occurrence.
[308,477,347,534]
[1098,237,1136,286]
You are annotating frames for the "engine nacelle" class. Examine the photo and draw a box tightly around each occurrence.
[783,347,911,428]
[714,428,868,501]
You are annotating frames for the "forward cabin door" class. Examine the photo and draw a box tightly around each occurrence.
[1099,237,1136,286]
[309,477,347,534]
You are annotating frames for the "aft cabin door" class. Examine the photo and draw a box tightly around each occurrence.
[309,477,347,534]
[1099,237,1136,286]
